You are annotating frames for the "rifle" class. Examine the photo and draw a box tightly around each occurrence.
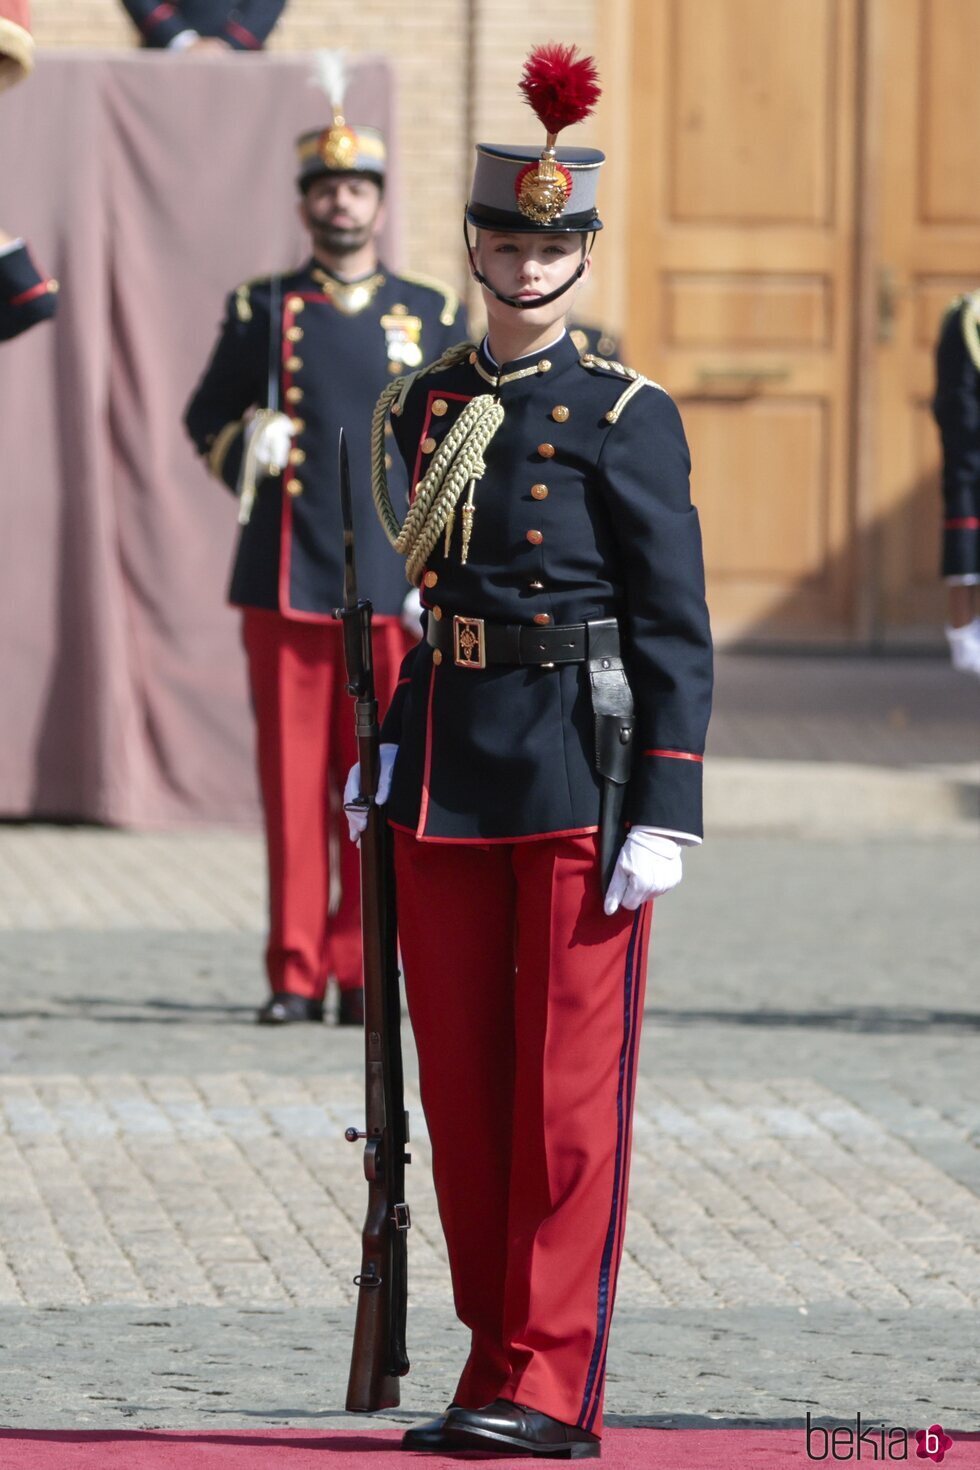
[334,428,411,1412]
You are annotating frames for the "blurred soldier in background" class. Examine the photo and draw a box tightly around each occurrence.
[0,0,58,342]
[933,293,980,678]
[185,72,465,1026]
[119,0,285,52]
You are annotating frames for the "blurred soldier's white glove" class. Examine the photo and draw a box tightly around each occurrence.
[343,744,399,843]
[400,588,424,640]
[604,829,683,915]
[246,412,294,476]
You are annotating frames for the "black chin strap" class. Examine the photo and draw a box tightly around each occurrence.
[464,222,595,311]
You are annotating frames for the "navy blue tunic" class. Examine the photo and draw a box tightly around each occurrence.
[379,331,713,841]
[184,259,465,619]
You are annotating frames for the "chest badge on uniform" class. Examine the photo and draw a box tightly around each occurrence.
[382,304,424,371]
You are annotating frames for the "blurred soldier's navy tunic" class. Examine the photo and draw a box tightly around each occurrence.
[0,240,58,342]
[120,0,285,48]
[933,294,980,583]
[186,261,462,619]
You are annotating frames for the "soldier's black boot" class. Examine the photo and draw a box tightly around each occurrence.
[444,1400,601,1459]
[401,1405,458,1452]
[255,992,324,1025]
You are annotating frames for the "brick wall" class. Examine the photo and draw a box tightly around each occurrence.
[31,0,613,318]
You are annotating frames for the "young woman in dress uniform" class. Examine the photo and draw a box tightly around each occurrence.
[346,45,713,1459]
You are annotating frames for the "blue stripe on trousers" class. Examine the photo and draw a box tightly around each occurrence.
[577,907,643,1428]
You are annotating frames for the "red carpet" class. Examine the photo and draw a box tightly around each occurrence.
[1,1428,978,1468]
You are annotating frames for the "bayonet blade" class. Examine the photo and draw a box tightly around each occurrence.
[338,427,358,612]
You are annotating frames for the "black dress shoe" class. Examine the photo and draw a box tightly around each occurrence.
[337,986,365,1026]
[255,992,324,1025]
[401,1405,458,1451]
[444,1400,600,1459]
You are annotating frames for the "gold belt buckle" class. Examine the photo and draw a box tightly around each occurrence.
[453,615,486,669]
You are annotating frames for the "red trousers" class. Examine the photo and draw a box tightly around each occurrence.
[393,830,653,1437]
[242,609,409,998]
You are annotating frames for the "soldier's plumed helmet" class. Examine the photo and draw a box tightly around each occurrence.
[466,44,604,235]
[295,124,387,192]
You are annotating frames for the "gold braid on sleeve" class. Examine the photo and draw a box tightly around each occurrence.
[371,341,506,586]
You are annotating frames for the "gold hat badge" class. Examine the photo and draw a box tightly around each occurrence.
[516,43,601,225]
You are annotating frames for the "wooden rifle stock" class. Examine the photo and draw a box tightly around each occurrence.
[335,429,411,1412]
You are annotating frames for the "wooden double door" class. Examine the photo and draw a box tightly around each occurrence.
[614,0,980,645]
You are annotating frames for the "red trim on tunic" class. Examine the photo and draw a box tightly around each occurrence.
[144,2,176,30]
[945,517,980,530]
[643,749,703,762]
[392,819,600,846]
[9,281,52,308]
[275,288,346,625]
[415,664,438,837]
[225,17,261,47]
[410,389,473,504]
[395,677,411,689]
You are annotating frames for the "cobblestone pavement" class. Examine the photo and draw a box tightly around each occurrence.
[709,652,979,766]
[0,825,977,1432]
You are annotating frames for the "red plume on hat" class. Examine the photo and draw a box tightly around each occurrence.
[519,43,601,146]
[512,44,601,225]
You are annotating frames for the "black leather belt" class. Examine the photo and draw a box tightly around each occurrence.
[427,614,619,668]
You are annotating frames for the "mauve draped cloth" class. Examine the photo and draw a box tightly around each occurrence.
[0,51,400,825]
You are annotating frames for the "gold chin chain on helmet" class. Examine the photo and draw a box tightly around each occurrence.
[371,342,505,587]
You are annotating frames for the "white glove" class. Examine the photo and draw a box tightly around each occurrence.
[343,744,399,843]
[247,412,294,475]
[400,588,424,639]
[604,828,683,916]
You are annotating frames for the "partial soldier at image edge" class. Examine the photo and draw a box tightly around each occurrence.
[932,292,980,678]
[119,0,286,51]
[0,1,59,342]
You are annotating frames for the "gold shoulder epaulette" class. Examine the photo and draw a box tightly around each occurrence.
[397,270,461,328]
[579,353,666,424]
[390,340,475,416]
[233,273,277,323]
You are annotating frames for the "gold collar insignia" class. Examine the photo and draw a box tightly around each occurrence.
[311,268,385,316]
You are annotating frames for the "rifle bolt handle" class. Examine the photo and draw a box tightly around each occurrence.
[345,1127,367,1142]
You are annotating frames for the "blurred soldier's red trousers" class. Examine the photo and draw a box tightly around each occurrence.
[393,829,654,1436]
[243,610,410,998]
